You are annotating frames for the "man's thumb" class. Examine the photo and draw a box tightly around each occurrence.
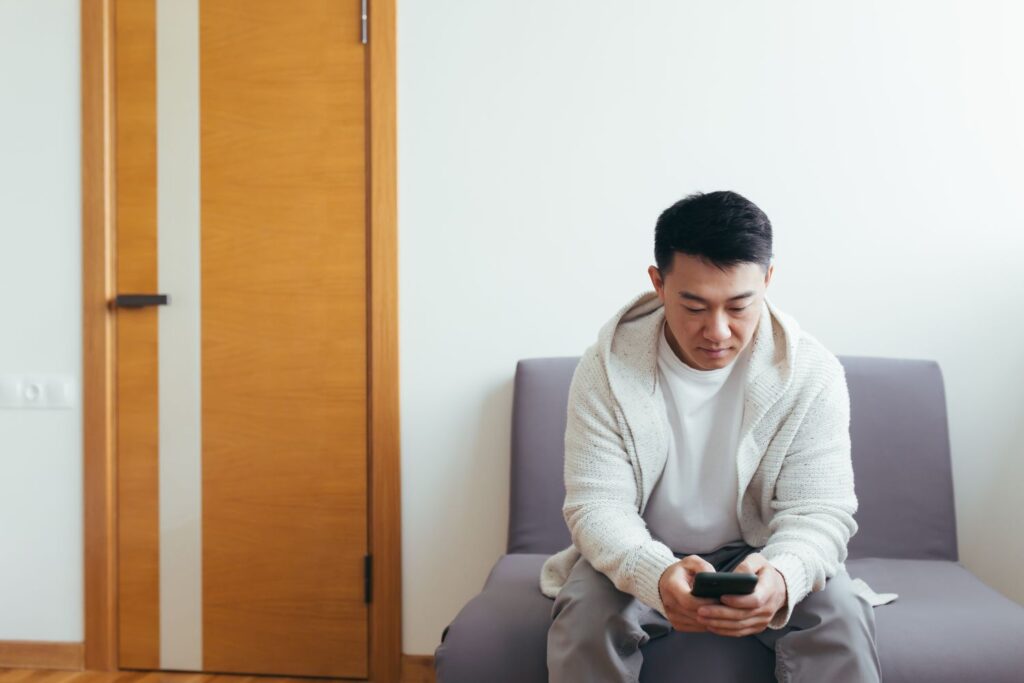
[680,555,713,583]
[733,556,762,575]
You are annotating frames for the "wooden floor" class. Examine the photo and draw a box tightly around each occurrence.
[0,672,347,683]
[0,663,435,683]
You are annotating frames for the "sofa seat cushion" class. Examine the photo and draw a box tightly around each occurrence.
[846,557,1024,682]
[435,554,1024,683]
[435,554,552,682]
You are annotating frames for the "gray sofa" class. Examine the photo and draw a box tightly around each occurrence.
[434,356,1024,682]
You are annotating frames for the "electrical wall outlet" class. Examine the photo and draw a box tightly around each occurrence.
[0,374,75,409]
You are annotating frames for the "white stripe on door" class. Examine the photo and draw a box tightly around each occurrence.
[156,0,203,670]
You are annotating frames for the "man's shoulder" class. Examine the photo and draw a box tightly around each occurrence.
[794,329,842,369]
[570,343,612,398]
[790,329,846,397]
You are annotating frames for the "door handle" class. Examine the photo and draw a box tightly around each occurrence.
[114,293,170,308]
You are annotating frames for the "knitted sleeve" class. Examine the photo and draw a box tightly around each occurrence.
[561,347,679,618]
[760,361,859,629]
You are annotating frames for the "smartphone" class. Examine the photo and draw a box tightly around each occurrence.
[691,571,758,598]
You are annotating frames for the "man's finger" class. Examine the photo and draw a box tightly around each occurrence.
[671,616,708,632]
[698,604,759,621]
[681,555,715,574]
[666,608,708,632]
[720,568,769,609]
[664,587,718,609]
[682,595,720,607]
[732,563,761,577]
[732,554,768,579]
[720,592,761,608]
[701,615,764,630]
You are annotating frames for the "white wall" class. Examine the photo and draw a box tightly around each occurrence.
[0,0,83,640]
[2,0,1022,658]
[399,0,1024,654]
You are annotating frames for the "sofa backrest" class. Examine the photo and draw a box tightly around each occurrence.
[506,355,958,562]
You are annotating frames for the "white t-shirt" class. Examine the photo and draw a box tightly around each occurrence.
[641,319,753,555]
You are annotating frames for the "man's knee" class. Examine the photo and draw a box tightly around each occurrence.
[547,561,659,682]
[825,571,874,622]
[770,570,881,683]
[791,569,875,637]
[550,560,646,648]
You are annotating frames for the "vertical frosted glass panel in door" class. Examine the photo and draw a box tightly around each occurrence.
[156,0,203,671]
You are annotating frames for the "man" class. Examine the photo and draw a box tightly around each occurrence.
[539,191,892,682]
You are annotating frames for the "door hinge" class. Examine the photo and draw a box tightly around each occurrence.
[364,554,373,603]
[361,0,368,44]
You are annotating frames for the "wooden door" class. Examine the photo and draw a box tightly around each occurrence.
[113,0,368,677]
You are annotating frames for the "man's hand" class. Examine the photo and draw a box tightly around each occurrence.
[696,553,789,637]
[658,556,720,632]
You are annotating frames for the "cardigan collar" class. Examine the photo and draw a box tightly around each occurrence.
[596,289,801,441]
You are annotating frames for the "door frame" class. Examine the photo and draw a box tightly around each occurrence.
[80,1,402,680]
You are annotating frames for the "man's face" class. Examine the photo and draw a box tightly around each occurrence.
[647,252,773,371]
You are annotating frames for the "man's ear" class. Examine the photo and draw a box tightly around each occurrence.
[648,265,664,296]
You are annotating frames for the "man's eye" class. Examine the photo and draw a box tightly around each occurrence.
[683,307,748,313]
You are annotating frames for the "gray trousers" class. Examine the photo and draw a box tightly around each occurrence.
[547,541,880,683]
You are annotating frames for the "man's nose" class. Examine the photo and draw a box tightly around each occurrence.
[705,311,731,342]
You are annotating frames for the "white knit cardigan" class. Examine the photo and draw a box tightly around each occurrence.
[538,290,896,629]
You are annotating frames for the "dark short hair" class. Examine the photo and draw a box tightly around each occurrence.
[654,190,773,276]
